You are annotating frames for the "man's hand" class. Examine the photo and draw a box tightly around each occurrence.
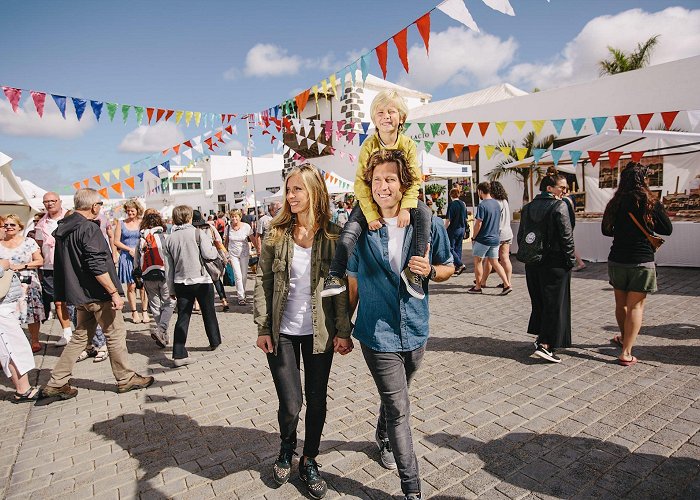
[408,244,432,278]
[111,293,124,310]
[368,219,383,231]
[397,209,411,228]
[257,335,273,354]
[333,337,354,355]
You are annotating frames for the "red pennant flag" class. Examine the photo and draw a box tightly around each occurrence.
[637,113,654,132]
[204,137,214,151]
[416,12,430,54]
[221,114,226,124]
[661,110,679,129]
[173,145,180,154]
[124,177,135,190]
[608,151,623,168]
[98,187,108,199]
[630,151,645,163]
[225,125,233,134]
[438,142,449,155]
[30,91,46,117]
[375,41,388,79]
[614,115,630,133]
[215,131,223,140]
[92,175,101,186]
[146,107,155,124]
[588,151,602,166]
[393,28,409,73]
[82,179,89,188]
[468,144,479,158]
[72,182,81,191]
[2,86,21,112]
[156,108,166,122]
[294,89,311,113]
[478,122,490,136]
[453,143,464,157]
[111,182,123,195]
[445,123,457,136]
[164,109,174,121]
[183,140,192,148]
[462,123,473,137]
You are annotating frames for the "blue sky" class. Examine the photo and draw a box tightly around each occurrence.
[1,0,698,192]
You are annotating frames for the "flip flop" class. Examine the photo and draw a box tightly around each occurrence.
[610,336,623,347]
[618,356,637,367]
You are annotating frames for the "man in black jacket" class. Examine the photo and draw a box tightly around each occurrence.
[41,188,153,400]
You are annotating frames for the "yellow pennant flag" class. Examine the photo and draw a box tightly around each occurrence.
[484,145,496,160]
[111,168,121,180]
[321,79,328,96]
[495,121,508,136]
[103,172,111,182]
[329,74,337,98]
[499,146,512,158]
[312,85,319,114]
[516,147,529,161]
[514,120,526,131]
[175,111,183,124]
[122,164,131,175]
[532,120,545,135]
[185,111,193,126]
[194,112,201,127]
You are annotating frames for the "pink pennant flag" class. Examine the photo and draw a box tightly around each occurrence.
[2,86,22,112]
[30,91,46,117]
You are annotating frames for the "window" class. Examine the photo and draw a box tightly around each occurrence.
[217,194,227,202]
[265,186,281,194]
[172,180,202,191]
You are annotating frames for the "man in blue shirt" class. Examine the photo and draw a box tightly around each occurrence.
[444,187,467,275]
[347,150,453,500]
[469,182,512,295]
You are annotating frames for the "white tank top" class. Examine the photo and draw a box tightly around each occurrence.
[280,244,313,336]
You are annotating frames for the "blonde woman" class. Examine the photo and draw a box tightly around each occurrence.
[224,209,254,306]
[254,164,352,499]
[114,199,149,323]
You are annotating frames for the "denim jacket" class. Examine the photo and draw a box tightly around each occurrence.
[347,216,453,352]
[253,222,352,355]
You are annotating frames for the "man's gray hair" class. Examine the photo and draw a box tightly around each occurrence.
[74,188,101,210]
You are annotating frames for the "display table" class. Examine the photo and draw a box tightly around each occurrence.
[510,219,700,267]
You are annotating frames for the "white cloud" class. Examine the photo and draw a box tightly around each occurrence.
[0,97,95,138]
[118,122,185,153]
[244,43,304,77]
[507,7,700,91]
[396,27,518,91]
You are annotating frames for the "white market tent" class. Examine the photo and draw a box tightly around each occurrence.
[419,150,472,179]
[0,151,38,225]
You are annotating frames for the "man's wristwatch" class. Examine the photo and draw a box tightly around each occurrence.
[428,265,437,281]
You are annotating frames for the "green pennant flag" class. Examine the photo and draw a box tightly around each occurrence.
[134,106,144,126]
[107,102,117,122]
[403,122,411,131]
[430,123,441,137]
[417,123,426,134]
[121,104,131,124]
[424,141,434,153]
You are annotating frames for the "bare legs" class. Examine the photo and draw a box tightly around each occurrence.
[473,256,510,290]
[8,360,30,395]
[613,288,647,361]
[481,243,512,287]
[140,287,149,322]
[55,301,71,329]
[127,283,140,322]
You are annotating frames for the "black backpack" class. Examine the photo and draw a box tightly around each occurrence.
[517,200,561,264]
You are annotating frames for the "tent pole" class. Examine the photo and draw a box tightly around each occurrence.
[247,114,260,224]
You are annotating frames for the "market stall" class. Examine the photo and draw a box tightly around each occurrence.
[0,151,38,225]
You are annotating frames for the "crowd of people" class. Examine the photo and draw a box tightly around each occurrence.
[0,89,673,500]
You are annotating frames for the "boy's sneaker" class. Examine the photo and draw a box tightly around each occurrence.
[320,276,346,298]
[273,443,296,485]
[299,457,327,499]
[401,268,425,300]
[533,345,561,363]
[375,429,397,470]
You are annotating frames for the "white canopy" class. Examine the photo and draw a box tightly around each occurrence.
[0,152,38,225]
[419,150,472,179]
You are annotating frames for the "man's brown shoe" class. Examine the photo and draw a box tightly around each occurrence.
[117,374,154,393]
[41,384,78,400]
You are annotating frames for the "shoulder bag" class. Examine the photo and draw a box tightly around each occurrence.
[628,212,665,251]
[195,227,227,281]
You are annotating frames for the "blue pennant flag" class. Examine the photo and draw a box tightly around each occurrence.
[349,62,357,85]
[137,172,145,182]
[72,98,87,121]
[359,133,368,145]
[52,94,66,119]
[361,122,371,134]
[570,118,585,135]
[90,100,103,121]
[569,150,582,167]
[592,116,608,134]
[532,148,546,163]
[149,166,159,176]
[360,55,369,82]
[161,160,171,172]
[551,119,565,135]
[273,105,279,118]
[551,149,564,167]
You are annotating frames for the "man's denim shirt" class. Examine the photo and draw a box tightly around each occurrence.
[347,216,453,352]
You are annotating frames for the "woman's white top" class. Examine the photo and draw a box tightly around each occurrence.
[497,199,514,242]
[280,244,313,336]
[383,217,407,276]
[227,223,253,258]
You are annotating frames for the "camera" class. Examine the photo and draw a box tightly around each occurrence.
[19,274,32,285]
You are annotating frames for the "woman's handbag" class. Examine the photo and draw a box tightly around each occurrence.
[132,266,144,289]
[195,228,227,281]
[628,212,665,251]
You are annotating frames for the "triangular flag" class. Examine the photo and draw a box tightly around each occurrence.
[614,115,630,133]
[445,123,456,135]
[30,91,46,117]
[532,148,546,163]
[165,109,174,121]
[2,87,21,112]
[194,112,201,126]
[478,122,490,136]
[417,123,426,134]
[156,108,165,122]
[416,12,430,54]
[185,111,193,126]
[424,141,434,153]
[183,140,192,148]
[82,179,90,188]
[588,151,602,166]
[551,119,565,135]
[295,89,311,113]
[161,160,171,172]
[149,166,159,176]
[513,120,526,131]
[92,175,102,186]
[176,111,184,124]
[438,142,449,155]
[123,164,131,175]
[453,143,464,157]
[570,118,585,135]
[72,182,81,191]
[515,147,528,161]
[103,172,111,182]
[361,54,370,82]
[630,151,645,163]
[137,173,144,182]
[124,177,135,190]
[437,0,480,32]
[328,74,337,98]
[107,102,117,122]
[591,117,607,134]
[551,150,564,167]
[392,28,409,73]
[98,188,108,199]
[146,107,155,124]
[90,100,103,121]
[349,62,357,85]
[375,41,388,79]
[637,112,654,132]
[661,110,679,129]
[531,120,545,135]
[52,94,67,118]
[430,123,441,136]
[608,151,623,168]
[359,133,368,145]
[467,144,479,158]
[495,121,507,135]
[484,145,496,159]
[461,122,473,137]
[499,146,511,157]
[569,150,582,167]
[111,182,123,195]
[121,104,130,124]
[173,144,180,154]
[483,0,515,16]
[111,168,121,180]
[134,106,144,126]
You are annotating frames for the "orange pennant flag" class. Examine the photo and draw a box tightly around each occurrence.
[468,144,479,158]
[111,182,123,195]
[588,151,602,167]
[445,123,457,135]
[608,151,623,168]
[72,182,81,191]
[415,12,430,54]
[478,122,490,136]
[438,142,449,155]
[461,122,473,137]
[630,151,645,163]
[295,89,311,113]
[146,107,155,124]
[92,175,102,186]
[215,131,223,141]
[393,28,409,73]
[453,143,464,157]
[124,177,135,190]
[98,187,108,199]
[164,109,174,121]
[82,179,90,188]
[156,108,166,122]
[375,41,388,79]
[162,148,169,156]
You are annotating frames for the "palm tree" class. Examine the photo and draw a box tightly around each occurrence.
[487,131,555,204]
[599,35,660,75]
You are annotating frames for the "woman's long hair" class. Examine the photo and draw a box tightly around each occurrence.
[490,181,508,201]
[267,164,335,245]
[603,162,656,233]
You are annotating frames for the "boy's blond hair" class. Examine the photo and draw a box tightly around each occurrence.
[370,90,409,131]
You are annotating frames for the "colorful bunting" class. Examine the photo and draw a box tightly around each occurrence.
[614,114,630,133]
[445,122,456,135]
[111,183,123,195]
[513,120,526,131]
[661,110,679,129]
[531,120,545,135]
[437,0,480,32]
[630,151,645,163]
[484,145,496,159]
[30,91,46,117]
[71,98,86,121]
[591,116,607,134]
[156,108,165,122]
[185,111,193,126]
[430,123,441,136]
[134,106,144,126]
[551,119,565,135]
[551,149,563,167]
[124,177,135,190]
[393,28,409,73]
[424,141,434,153]
[194,112,201,126]
[72,182,80,191]
[499,145,511,157]
[588,151,602,166]
[92,175,101,186]
[295,89,311,113]
[461,122,473,137]
[375,41,388,79]
[570,118,585,135]
[478,122,490,136]
[532,148,546,163]
[438,142,449,155]
[98,188,108,199]
[483,0,515,16]
[453,143,464,157]
[608,151,623,168]
[495,121,507,135]
[515,147,528,161]
[637,112,653,132]
[468,144,479,158]
[416,12,431,54]
[121,104,130,124]
[52,95,67,118]
[569,150,582,167]
[90,100,103,121]
[2,87,21,112]
[107,102,117,121]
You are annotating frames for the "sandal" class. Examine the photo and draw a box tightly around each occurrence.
[77,348,97,362]
[618,355,638,367]
[611,335,623,347]
[93,348,109,363]
[131,312,142,323]
[12,386,40,404]
[222,302,229,312]
[238,298,246,306]
[141,311,150,323]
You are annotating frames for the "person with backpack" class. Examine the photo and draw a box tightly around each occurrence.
[517,171,576,363]
[135,211,174,349]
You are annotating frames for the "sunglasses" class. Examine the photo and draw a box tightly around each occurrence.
[94,201,104,206]
[3,223,18,228]
[43,199,59,204]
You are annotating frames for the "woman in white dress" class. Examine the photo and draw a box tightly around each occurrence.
[224,209,254,306]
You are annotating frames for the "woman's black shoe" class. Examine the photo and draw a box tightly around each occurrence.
[299,457,327,499]
[273,444,296,485]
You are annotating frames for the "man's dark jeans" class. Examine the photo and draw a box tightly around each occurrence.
[361,342,425,496]
[448,229,465,268]
[173,283,221,359]
[267,334,334,458]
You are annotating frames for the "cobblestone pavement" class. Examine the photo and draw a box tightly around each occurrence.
[1,259,699,499]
